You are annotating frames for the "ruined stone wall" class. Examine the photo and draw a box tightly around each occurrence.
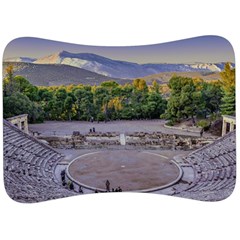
[37,132,210,150]
[126,132,196,150]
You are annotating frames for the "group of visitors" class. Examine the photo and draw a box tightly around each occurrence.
[60,173,123,195]
[89,127,96,133]
[112,187,122,192]
[105,180,122,192]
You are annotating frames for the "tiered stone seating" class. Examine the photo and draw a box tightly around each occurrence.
[4,118,236,202]
[175,131,236,201]
[3,120,76,203]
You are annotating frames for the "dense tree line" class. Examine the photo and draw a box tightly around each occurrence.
[37,78,167,121]
[3,63,235,124]
[163,63,235,125]
[3,67,167,122]
[163,76,223,124]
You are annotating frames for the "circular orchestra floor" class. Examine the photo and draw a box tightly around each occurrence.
[67,150,182,192]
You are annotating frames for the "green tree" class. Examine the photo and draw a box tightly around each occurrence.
[100,81,119,89]
[74,88,94,120]
[3,92,43,123]
[144,92,167,119]
[74,88,85,120]
[12,76,39,101]
[151,80,160,93]
[133,78,148,92]
[51,88,68,119]
[3,68,44,123]
[221,86,235,115]
[201,82,223,117]
[64,96,74,120]
[38,88,54,120]
[93,86,109,121]
[220,63,235,116]
[220,62,235,92]
[3,65,18,96]
[164,76,201,123]
[48,99,63,120]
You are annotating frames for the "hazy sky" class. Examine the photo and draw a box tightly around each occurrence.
[3,36,235,64]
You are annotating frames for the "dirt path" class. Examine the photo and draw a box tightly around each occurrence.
[29,120,209,138]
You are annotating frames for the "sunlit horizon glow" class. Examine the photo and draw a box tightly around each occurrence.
[3,36,235,64]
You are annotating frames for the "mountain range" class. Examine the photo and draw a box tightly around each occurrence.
[4,57,37,63]
[5,51,233,77]
[3,51,234,86]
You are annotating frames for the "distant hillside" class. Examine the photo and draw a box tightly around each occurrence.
[2,62,131,86]
[142,71,221,84]
[34,51,151,79]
